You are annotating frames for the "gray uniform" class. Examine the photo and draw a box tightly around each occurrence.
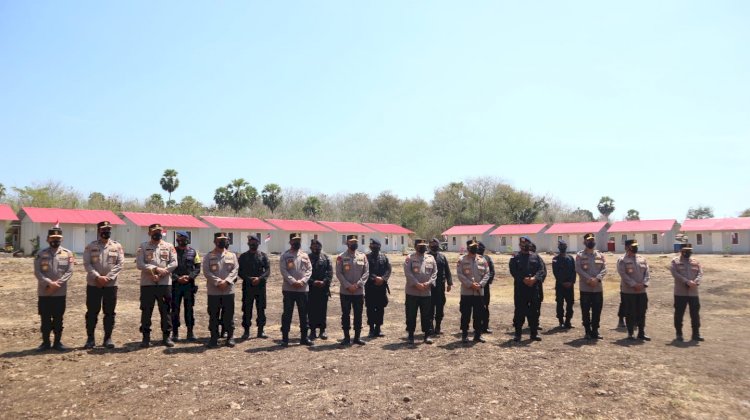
[335,250,369,296]
[575,250,607,293]
[35,247,74,297]
[279,249,312,292]
[670,256,703,297]
[403,252,437,297]
[83,239,124,287]
[136,240,178,285]
[456,254,490,296]
[617,254,650,335]
[203,250,239,295]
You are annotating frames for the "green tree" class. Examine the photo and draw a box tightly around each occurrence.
[159,169,179,201]
[400,198,430,236]
[214,179,258,214]
[178,195,204,215]
[432,182,469,226]
[87,192,107,209]
[687,206,714,219]
[626,209,641,221]
[303,196,322,219]
[373,191,402,222]
[146,193,165,210]
[568,208,595,222]
[513,198,548,224]
[0,183,5,201]
[597,196,616,220]
[261,183,283,214]
[740,208,750,217]
[13,181,83,208]
[340,193,374,221]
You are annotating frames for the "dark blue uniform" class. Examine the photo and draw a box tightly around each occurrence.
[171,246,201,336]
[307,251,333,334]
[509,252,546,338]
[552,253,577,327]
[365,251,391,336]
[238,249,270,336]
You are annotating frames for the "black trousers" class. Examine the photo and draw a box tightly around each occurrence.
[281,291,308,334]
[307,289,329,329]
[242,286,267,329]
[340,294,364,332]
[617,293,626,319]
[580,291,603,332]
[674,296,700,332]
[622,293,648,333]
[365,285,388,327]
[171,283,195,331]
[38,296,66,337]
[513,288,540,332]
[461,295,485,333]
[555,286,574,322]
[86,286,118,336]
[431,287,446,327]
[140,285,171,335]
[208,294,235,337]
[405,294,432,334]
[482,283,491,330]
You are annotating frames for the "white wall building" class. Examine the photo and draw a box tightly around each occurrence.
[488,223,549,253]
[19,207,125,254]
[681,217,750,254]
[361,223,415,252]
[200,216,277,255]
[441,224,496,252]
[544,222,610,253]
[607,219,680,254]
[117,212,208,255]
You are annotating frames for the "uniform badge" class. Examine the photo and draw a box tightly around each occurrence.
[210,264,219,272]
[344,264,351,272]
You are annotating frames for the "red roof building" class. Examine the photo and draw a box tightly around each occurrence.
[19,207,126,254]
[201,216,276,231]
[121,212,207,228]
[544,222,609,253]
[488,224,549,253]
[0,204,19,221]
[362,223,414,235]
[22,207,124,225]
[441,224,496,252]
[680,218,750,254]
[607,219,680,254]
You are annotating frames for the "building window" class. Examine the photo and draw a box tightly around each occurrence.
[341,235,346,245]
[732,232,739,245]
[500,237,507,247]
[400,236,404,245]
[361,235,365,244]
[696,234,703,245]
[227,232,234,245]
[255,233,261,242]
[652,234,658,245]
[621,235,627,245]
[558,236,563,242]
[385,237,389,246]
[452,237,456,246]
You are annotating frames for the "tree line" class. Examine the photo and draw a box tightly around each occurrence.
[0,173,746,240]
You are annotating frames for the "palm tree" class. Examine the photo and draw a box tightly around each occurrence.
[160,169,179,201]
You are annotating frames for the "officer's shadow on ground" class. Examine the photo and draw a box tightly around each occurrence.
[87,341,143,355]
[541,325,571,336]
[1,348,54,358]
[563,337,598,348]
[381,336,427,351]
[667,339,699,348]
[245,341,289,354]
[612,337,646,347]
[306,342,342,352]
[163,342,208,355]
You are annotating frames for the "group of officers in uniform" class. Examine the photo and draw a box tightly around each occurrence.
[33,222,705,351]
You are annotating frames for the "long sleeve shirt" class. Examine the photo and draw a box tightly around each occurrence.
[428,251,453,289]
[552,253,577,287]
[136,240,178,286]
[403,252,437,297]
[509,252,545,292]
[335,250,369,296]
[83,239,124,287]
[483,255,496,285]
[670,256,703,297]
[575,250,607,293]
[202,250,239,295]
[280,249,312,293]
[457,254,491,296]
[172,246,201,285]
[617,254,650,294]
[308,252,333,295]
[34,247,74,297]
[238,250,270,292]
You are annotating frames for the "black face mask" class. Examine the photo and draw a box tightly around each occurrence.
[100,231,111,240]
[177,239,188,248]
[585,241,596,249]
[49,240,62,249]
[291,242,301,251]
[310,246,321,254]
[429,245,439,253]
[151,233,163,241]
[217,240,229,249]
[630,246,638,254]
[348,243,359,252]
[681,251,692,258]
[469,246,479,254]
[521,245,531,253]
[248,243,258,251]
[477,246,486,255]
[558,246,567,253]
[416,245,427,253]
[369,245,380,254]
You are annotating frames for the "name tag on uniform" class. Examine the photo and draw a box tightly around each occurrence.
[146,250,155,261]
[582,264,589,270]
[344,264,351,272]
[41,258,50,272]
[210,264,219,272]
[286,259,295,269]
[412,265,420,273]
[91,255,100,264]
[160,251,169,260]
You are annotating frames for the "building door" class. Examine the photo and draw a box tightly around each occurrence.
[711,232,723,253]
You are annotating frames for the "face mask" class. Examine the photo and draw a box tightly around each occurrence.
[585,242,596,249]
[217,240,229,249]
[100,231,111,240]
[369,245,380,254]
[310,246,321,254]
[291,242,301,251]
[416,245,427,253]
[177,239,188,247]
[49,240,61,249]
[151,233,163,241]
[630,246,638,254]
[682,251,692,258]
[348,243,359,251]
[469,246,479,254]
[429,245,439,253]
[521,245,531,253]
[477,246,485,255]
[558,246,567,253]
[248,243,258,251]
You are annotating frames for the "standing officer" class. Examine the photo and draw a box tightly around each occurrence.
[335,235,369,346]
[203,232,239,348]
[238,235,270,340]
[457,240,490,343]
[279,233,313,347]
[617,239,651,341]
[509,237,545,342]
[170,231,201,342]
[670,244,704,342]
[365,238,391,338]
[82,221,124,349]
[575,233,607,340]
[34,227,74,351]
[403,239,437,344]
[307,238,332,340]
[428,238,452,335]
[476,242,495,334]
[530,242,546,330]
[552,240,576,329]
[136,223,177,348]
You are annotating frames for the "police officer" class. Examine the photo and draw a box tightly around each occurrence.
[136,223,177,348]
[82,221,124,349]
[476,242,495,334]
[552,239,576,329]
[238,235,270,340]
[365,238,391,338]
[457,240,490,343]
[428,238,452,335]
[617,239,651,341]
[171,231,201,342]
[307,238,332,340]
[203,232,239,348]
[335,234,369,346]
[530,242,546,330]
[34,227,74,351]
[670,243,704,342]
[575,233,607,340]
[509,237,545,342]
[403,239,437,344]
[279,233,313,347]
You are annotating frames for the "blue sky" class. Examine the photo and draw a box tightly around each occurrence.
[1,1,748,219]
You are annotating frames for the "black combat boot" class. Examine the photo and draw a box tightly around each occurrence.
[558,318,565,329]
[368,325,376,338]
[300,329,313,346]
[257,327,268,339]
[309,328,317,341]
[564,319,573,329]
[84,333,96,350]
[591,329,603,340]
[462,331,469,344]
[103,334,115,349]
[163,333,175,348]
[353,330,366,345]
[52,331,69,351]
[676,328,684,342]
[281,331,289,347]
[408,332,415,345]
[423,333,433,344]
[171,330,179,342]
[376,325,385,337]
[513,328,522,343]
[340,330,351,346]
[473,332,486,343]
[207,333,219,348]
[37,332,51,352]
[226,331,235,348]
[319,328,328,340]
[530,329,542,342]
[637,329,651,341]
[186,327,196,342]
[141,332,151,348]
[692,328,704,342]
[241,327,250,340]
[433,321,442,335]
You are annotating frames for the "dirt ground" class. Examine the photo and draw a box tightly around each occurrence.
[1,251,749,420]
